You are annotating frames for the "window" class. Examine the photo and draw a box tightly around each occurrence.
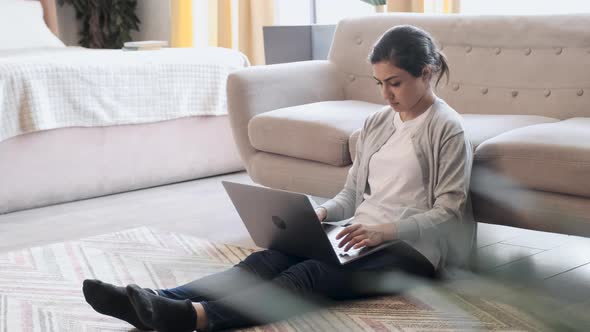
[275,0,313,25]
[275,0,374,25]
[314,0,374,24]
[461,0,590,15]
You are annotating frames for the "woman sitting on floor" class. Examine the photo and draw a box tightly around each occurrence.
[82,24,474,332]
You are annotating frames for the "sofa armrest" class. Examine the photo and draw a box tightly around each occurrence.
[227,60,345,169]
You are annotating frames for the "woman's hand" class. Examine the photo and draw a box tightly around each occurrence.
[315,207,327,222]
[336,223,396,251]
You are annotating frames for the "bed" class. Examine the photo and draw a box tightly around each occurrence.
[0,0,247,214]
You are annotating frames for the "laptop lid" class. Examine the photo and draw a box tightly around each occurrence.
[221,181,339,264]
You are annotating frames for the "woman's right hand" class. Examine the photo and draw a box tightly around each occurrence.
[315,207,327,222]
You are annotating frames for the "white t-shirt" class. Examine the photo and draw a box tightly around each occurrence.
[354,107,432,225]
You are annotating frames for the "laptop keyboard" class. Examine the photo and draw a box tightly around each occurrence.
[327,227,363,257]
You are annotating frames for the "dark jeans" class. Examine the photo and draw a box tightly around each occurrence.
[157,242,434,331]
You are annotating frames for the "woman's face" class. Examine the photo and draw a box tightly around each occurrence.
[372,60,431,113]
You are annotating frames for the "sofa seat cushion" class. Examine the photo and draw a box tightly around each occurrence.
[249,100,382,166]
[475,118,590,197]
[461,114,559,149]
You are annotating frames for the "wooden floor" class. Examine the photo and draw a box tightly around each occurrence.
[2,170,590,328]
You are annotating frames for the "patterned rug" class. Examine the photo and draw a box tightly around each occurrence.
[0,227,547,331]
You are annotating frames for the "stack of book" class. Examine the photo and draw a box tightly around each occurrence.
[122,41,168,51]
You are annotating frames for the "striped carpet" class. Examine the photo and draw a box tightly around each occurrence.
[0,227,544,331]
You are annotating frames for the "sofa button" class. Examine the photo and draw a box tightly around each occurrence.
[481,87,488,95]
[524,48,532,56]
[511,90,519,97]
[452,83,460,91]
[355,36,363,45]
[348,74,356,82]
[495,47,502,55]
[577,89,584,96]
[544,89,551,97]
[465,45,472,53]
[555,47,563,55]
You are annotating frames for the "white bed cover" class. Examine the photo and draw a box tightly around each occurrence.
[0,46,249,142]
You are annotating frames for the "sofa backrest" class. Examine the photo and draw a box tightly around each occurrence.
[329,14,590,119]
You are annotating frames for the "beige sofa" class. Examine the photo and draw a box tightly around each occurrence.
[227,14,590,237]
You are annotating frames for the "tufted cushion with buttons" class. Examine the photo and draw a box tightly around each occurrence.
[475,118,590,197]
[329,14,590,119]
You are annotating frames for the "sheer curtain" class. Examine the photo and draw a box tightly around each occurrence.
[387,0,424,12]
[202,0,274,65]
[386,0,460,13]
[238,0,275,65]
[170,0,193,47]
[208,0,232,49]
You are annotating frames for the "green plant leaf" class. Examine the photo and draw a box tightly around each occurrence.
[58,0,140,49]
[360,0,386,6]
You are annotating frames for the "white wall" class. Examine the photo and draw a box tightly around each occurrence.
[131,0,171,42]
[55,2,77,46]
[56,0,171,46]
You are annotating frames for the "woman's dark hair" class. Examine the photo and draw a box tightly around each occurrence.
[369,25,449,87]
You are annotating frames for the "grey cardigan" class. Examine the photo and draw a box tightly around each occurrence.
[320,98,475,270]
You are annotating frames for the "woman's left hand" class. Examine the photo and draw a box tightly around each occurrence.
[336,223,396,252]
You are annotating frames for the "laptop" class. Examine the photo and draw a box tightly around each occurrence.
[222,181,397,265]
